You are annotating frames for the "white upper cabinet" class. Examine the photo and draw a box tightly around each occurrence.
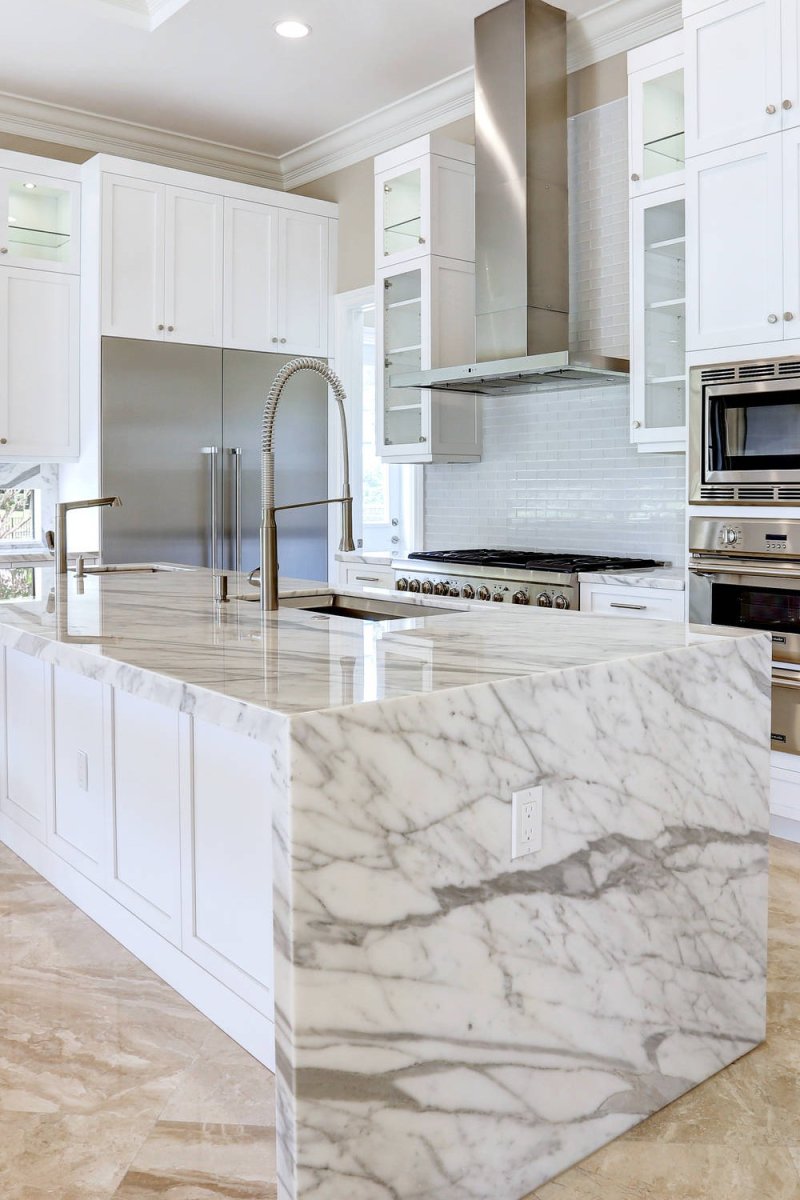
[686,134,784,350]
[101,174,223,346]
[223,197,278,351]
[685,0,784,157]
[101,174,166,340]
[628,33,685,196]
[276,208,329,357]
[0,167,80,274]
[0,268,79,459]
[164,187,223,347]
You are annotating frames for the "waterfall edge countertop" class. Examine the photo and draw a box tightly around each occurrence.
[0,562,772,1200]
[0,564,747,731]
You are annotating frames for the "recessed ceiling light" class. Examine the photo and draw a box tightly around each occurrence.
[274,19,311,38]
[23,182,36,190]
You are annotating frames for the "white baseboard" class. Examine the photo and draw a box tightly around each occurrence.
[0,815,275,1070]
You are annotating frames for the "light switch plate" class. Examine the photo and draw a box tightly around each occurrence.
[511,784,543,860]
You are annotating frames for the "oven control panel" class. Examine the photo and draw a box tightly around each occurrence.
[394,572,574,608]
[690,516,800,558]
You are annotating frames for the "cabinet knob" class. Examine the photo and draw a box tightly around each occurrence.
[630,172,640,182]
[0,247,7,254]
[0,437,8,445]
[157,323,165,331]
[632,419,642,429]
[167,325,175,332]
[768,313,780,324]
[784,99,794,110]
[271,336,279,343]
[280,337,286,344]
[786,312,795,321]
[418,237,426,244]
[767,104,778,114]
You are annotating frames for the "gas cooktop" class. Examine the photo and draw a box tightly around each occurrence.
[408,549,659,574]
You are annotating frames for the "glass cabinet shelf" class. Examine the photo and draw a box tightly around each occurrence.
[647,297,686,309]
[8,224,70,249]
[643,130,685,174]
[646,235,685,257]
[3,175,78,269]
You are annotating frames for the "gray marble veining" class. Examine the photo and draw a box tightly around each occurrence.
[578,567,686,591]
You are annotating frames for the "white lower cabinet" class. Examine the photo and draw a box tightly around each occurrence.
[181,719,273,1013]
[1,648,48,838]
[580,583,685,621]
[50,666,106,880]
[344,565,395,590]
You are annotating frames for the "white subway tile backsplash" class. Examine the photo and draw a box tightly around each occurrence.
[423,98,685,567]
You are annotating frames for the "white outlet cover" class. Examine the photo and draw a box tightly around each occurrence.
[511,784,543,860]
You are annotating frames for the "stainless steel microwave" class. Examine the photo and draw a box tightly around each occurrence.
[689,356,800,504]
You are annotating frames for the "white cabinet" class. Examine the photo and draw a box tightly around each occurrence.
[343,564,395,590]
[106,689,182,944]
[684,0,789,157]
[101,173,223,346]
[276,208,329,356]
[630,187,687,451]
[1,648,48,839]
[181,718,273,1012]
[686,134,784,350]
[0,268,79,459]
[223,197,277,351]
[0,167,80,274]
[377,256,480,463]
[580,583,685,621]
[375,135,475,268]
[50,666,106,880]
[628,34,685,196]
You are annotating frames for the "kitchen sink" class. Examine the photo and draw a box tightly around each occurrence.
[76,563,195,575]
[277,593,458,621]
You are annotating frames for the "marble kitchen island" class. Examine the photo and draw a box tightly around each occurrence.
[0,567,772,1200]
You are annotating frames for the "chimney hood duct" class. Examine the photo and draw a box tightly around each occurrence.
[392,0,629,397]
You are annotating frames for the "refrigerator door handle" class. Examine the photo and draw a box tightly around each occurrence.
[202,446,221,572]
[228,447,243,576]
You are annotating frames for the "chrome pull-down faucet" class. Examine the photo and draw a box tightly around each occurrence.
[259,358,355,610]
[54,496,122,574]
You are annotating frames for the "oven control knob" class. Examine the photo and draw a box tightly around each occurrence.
[461,584,475,599]
[512,590,529,605]
[720,526,739,546]
[554,594,570,610]
[421,579,434,594]
[433,580,449,595]
[396,577,409,592]
[477,585,491,601]
[408,578,421,593]
[536,592,553,607]
[449,584,461,597]
[492,591,504,602]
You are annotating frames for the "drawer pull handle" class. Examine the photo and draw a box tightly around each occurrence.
[609,602,647,611]
[355,575,381,583]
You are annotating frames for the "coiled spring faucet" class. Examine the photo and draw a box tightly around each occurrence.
[260,358,355,610]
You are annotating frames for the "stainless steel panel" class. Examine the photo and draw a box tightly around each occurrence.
[771,679,800,754]
[689,515,800,557]
[221,350,328,581]
[101,338,223,566]
[474,0,568,361]
[391,351,629,395]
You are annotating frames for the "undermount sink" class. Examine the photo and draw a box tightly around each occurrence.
[279,593,459,622]
[75,563,194,575]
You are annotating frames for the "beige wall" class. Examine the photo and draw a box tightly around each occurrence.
[0,132,92,163]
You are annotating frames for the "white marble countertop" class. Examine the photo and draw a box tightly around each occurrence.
[578,566,686,591]
[0,565,751,728]
[335,550,394,566]
[0,548,100,566]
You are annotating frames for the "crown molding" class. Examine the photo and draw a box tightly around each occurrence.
[0,91,282,188]
[567,0,683,72]
[0,0,680,192]
[281,69,475,191]
[70,0,194,31]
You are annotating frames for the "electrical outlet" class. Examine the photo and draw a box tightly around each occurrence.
[77,750,89,793]
[511,784,543,860]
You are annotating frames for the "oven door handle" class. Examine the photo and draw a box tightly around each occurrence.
[689,562,800,581]
[773,670,800,690]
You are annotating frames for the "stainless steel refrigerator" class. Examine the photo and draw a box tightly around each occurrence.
[100,338,329,580]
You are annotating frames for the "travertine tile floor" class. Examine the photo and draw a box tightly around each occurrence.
[1,837,799,1199]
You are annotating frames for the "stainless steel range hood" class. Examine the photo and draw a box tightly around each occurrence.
[392,0,630,397]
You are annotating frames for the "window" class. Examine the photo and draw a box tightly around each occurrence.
[0,567,35,602]
[0,488,39,545]
[336,289,419,559]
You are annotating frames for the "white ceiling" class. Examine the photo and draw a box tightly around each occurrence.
[5,0,604,158]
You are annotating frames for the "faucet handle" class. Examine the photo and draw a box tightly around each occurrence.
[44,529,55,551]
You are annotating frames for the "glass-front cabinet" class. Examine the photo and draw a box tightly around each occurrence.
[630,187,686,451]
[0,168,80,273]
[380,266,425,449]
[628,32,685,196]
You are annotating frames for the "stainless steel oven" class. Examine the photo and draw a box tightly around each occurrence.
[689,516,800,754]
[689,356,800,504]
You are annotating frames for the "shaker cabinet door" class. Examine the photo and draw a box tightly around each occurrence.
[223,197,279,351]
[276,209,329,357]
[0,267,79,459]
[101,174,166,341]
[164,186,223,347]
[685,0,782,157]
[686,136,784,350]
